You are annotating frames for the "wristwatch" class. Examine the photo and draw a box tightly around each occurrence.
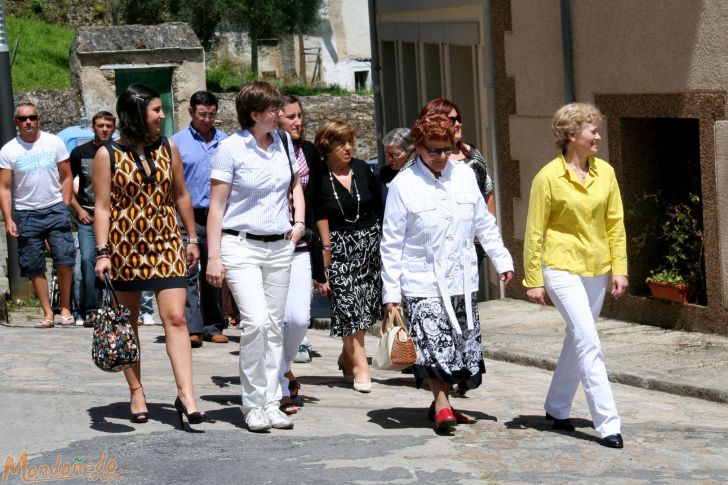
[188,237,199,244]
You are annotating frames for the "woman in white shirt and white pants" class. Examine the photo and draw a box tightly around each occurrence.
[380,112,514,432]
[206,81,305,432]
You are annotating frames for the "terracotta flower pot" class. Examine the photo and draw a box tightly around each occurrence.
[646,281,694,304]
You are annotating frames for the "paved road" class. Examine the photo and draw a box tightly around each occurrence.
[2,323,728,484]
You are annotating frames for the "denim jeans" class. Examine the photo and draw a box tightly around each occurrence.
[140,290,154,315]
[77,222,102,318]
[183,219,225,337]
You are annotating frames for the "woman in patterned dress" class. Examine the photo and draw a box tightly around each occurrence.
[314,120,383,393]
[380,112,513,432]
[93,83,204,428]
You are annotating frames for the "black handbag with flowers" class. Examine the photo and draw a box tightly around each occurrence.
[90,275,139,372]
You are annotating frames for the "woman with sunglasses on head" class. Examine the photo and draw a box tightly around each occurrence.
[379,128,415,204]
[380,111,513,432]
[275,94,325,414]
[93,83,204,428]
[206,81,306,432]
[314,120,384,393]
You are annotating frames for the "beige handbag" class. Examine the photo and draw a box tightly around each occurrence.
[372,308,417,371]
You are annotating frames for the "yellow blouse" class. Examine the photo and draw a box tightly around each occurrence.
[523,154,628,288]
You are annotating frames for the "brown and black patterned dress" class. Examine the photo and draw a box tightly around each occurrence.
[106,138,186,291]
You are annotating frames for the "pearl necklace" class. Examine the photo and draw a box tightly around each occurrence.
[329,168,360,223]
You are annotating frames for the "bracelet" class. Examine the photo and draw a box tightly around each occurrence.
[294,220,305,225]
[322,243,332,251]
[96,246,110,257]
[96,254,109,261]
[188,237,199,245]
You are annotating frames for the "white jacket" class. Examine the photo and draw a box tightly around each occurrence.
[380,159,514,333]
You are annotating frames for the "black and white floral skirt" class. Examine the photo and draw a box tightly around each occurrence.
[328,223,382,337]
[402,292,485,390]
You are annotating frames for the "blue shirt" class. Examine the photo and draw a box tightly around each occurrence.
[171,124,228,209]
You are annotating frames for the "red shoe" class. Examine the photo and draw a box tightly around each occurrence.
[433,407,457,431]
[428,401,476,424]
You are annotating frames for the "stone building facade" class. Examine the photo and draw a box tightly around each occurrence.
[370,0,728,335]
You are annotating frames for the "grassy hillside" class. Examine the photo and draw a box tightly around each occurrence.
[7,16,75,92]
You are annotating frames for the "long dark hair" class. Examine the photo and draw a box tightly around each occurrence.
[116,83,161,144]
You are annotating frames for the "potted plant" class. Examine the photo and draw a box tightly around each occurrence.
[645,193,704,304]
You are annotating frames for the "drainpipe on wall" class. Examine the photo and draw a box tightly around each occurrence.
[483,0,502,299]
[560,0,575,103]
[367,0,384,166]
[0,0,30,302]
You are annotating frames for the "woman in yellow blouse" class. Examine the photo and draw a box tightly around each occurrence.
[523,102,628,449]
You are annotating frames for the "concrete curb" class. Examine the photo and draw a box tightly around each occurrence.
[484,349,728,404]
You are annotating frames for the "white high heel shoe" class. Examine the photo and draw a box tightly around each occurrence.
[353,381,372,393]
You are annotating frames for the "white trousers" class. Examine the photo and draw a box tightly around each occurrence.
[543,267,621,437]
[279,250,313,397]
[221,234,294,414]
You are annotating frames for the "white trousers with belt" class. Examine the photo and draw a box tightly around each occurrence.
[221,234,294,414]
[543,267,621,437]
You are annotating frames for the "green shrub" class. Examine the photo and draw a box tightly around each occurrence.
[645,193,704,287]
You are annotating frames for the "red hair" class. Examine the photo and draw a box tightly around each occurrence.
[418,98,470,156]
[411,113,455,147]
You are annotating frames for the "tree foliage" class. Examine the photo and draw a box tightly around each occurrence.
[176,0,223,49]
[121,0,171,25]
[224,0,322,38]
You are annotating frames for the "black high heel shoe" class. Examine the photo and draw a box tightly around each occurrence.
[174,397,205,429]
[129,386,149,424]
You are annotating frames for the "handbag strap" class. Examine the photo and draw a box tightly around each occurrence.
[381,307,409,336]
[103,274,121,311]
[391,308,411,337]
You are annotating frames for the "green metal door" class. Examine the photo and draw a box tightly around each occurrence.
[114,68,175,137]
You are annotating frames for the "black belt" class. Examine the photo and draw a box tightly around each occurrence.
[222,229,285,242]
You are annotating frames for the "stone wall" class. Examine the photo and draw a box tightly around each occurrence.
[6,0,113,27]
[215,93,377,160]
[13,90,84,134]
[10,90,376,157]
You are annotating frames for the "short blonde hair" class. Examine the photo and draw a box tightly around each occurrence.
[551,102,602,151]
[314,120,356,157]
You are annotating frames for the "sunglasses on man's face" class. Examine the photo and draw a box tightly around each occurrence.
[16,115,39,122]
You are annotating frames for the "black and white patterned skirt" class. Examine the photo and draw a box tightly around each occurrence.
[328,223,382,337]
[402,292,485,390]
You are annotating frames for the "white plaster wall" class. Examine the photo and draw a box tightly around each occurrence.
[340,0,371,59]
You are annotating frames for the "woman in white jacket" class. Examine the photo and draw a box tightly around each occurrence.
[380,112,514,432]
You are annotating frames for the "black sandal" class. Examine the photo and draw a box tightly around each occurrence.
[288,380,301,399]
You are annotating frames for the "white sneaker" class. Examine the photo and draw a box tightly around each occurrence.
[140,313,155,325]
[293,344,311,363]
[264,404,294,429]
[75,318,85,326]
[245,407,271,432]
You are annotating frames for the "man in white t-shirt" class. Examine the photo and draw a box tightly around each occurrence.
[0,100,77,328]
